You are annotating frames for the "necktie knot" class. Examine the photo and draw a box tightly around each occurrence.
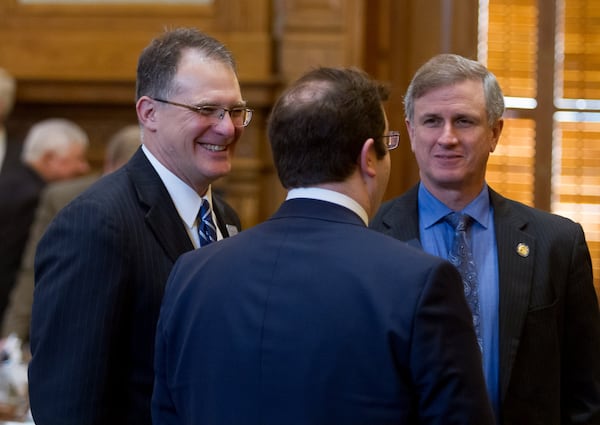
[198,199,217,247]
[445,212,472,232]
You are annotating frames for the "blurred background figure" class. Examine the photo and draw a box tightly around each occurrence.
[1,124,141,343]
[0,118,90,324]
[0,68,18,176]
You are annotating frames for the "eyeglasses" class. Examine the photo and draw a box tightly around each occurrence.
[380,131,400,150]
[153,98,253,127]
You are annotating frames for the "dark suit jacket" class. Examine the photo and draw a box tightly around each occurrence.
[2,174,99,341]
[0,136,23,177]
[0,162,45,324]
[152,198,494,425]
[28,148,241,425]
[370,185,600,425]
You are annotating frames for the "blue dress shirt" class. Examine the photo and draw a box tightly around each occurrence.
[418,183,500,419]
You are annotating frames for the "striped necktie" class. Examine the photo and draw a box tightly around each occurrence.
[198,198,217,247]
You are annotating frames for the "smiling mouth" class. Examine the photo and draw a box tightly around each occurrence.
[203,144,227,152]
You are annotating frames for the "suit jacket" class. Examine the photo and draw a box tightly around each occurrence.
[152,198,494,425]
[1,174,99,341]
[28,148,241,425]
[0,136,22,177]
[0,162,45,323]
[370,185,600,425]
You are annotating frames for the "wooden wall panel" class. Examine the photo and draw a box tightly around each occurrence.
[0,0,277,228]
[0,0,272,82]
[0,30,145,80]
[279,34,348,79]
[275,0,365,82]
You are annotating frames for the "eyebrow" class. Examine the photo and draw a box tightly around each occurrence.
[193,100,247,108]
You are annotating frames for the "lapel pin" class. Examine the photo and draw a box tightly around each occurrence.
[226,224,239,236]
[516,243,530,257]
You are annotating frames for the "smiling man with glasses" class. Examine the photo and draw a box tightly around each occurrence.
[29,28,246,425]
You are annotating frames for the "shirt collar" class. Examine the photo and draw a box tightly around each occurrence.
[286,187,369,225]
[418,182,491,229]
[141,144,212,229]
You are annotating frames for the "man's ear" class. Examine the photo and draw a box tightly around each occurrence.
[405,119,417,153]
[136,96,159,131]
[359,138,377,178]
[490,118,504,153]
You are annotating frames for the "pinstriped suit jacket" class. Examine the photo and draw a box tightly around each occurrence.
[370,184,600,425]
[28,148,241,425]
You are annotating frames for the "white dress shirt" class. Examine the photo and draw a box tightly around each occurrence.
[286,187,369,225]
[142,145,221,248]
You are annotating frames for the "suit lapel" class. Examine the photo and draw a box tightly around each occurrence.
[490,190,536,401]
[384,186,538,402]
[126,149,194,263]
[379,185,421,246]
[212,197,239,237]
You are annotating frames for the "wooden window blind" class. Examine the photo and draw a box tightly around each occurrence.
[480,0,600,294]
[486,118,536,205]
[483,0,538,98]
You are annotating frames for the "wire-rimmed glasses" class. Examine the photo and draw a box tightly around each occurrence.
[380,131,400,150]
[153,98,253,127]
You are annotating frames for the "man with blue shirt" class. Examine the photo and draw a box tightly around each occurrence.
[371,53,600,425]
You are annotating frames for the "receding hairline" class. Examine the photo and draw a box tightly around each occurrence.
[280,79,335,107]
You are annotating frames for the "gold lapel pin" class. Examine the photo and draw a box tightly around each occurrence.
[517,243,530,257]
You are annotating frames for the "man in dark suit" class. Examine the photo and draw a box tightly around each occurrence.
[152,67,494,425]
[29,28,248,425]
[370,53,600,425]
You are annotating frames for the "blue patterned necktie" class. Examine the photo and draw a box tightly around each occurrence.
[198,199,217,247]
[445,212,482,350]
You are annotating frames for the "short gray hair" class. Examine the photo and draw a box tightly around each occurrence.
[21,118,89,163]
[404,53,505,126]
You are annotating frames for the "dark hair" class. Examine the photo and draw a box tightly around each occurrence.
[268,67,390,189]
[135,27,237,101]
[404,53,505,126]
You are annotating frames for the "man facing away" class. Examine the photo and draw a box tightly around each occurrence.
[370,53,600,425]
[29,27,249,425]
[152,66,494,425]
